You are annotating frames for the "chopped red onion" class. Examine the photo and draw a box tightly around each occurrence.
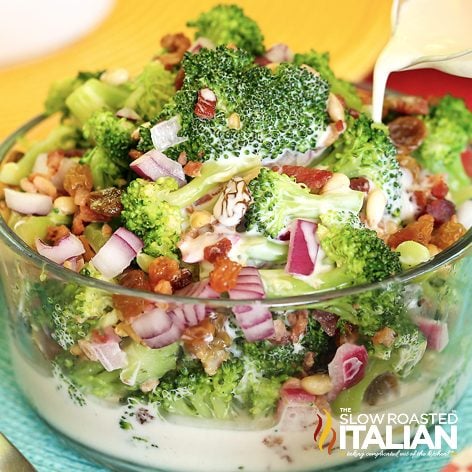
[131,307,173,339]
[150,116,187,151]
[36,233,85,265]
[79,328,127,372]
[264,43,294,63]
[91,227,143,279]
[416,317,449,352]
[130,149,186,186]
[32,153,49,174]
[285,219,318,276]
[5,188,53,216]
[328,343,368,400]
[144,324,182,349]
[116,107,141,122]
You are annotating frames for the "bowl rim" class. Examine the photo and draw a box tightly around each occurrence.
[0,114,471,308]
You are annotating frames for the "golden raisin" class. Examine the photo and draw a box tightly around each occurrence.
[204,238,232,263]
[88,188,123,218]
[209,257,241,293]
[154,279,173,295]
[148,256,180,286]
[431,220,466,249]
[388,214,435,249]
[63,164,93,198]
[113,270,153,319]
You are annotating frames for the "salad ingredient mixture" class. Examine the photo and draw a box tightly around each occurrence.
[1,4,471,426]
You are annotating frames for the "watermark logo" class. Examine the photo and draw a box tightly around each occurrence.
[314,409,336,455]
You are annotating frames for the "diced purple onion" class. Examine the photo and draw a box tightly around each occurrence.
[116,107,141,122]
[264,43,294,63]
[130,149,186,186]
[91,227,143,279]
[228,267,274,341]
[79,328,127,372]
[36,233,85,264]
[4,188,53,216]
[285,219,318,276]
[150,116,187,151]
[312,309,339,337]
[327,343,368,400]
[131,307,182,349]
[416,317,449,352]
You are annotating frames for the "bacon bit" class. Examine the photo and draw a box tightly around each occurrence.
[209,257,241,293]
[279,166,333,193]
[72,204,110,235]
[203,238,232,263]
[183,161,203,177]
[335,120,344,132]
[175,68,185,90]
[336,322,359,346]
[388,214,435,249]
[113,270,153,320]
[383,95,429,116]
[287,310,308,343]
[182,316,232,375]
[177,151,188,166]
[430,178,449,199]
[170,268,193,291]
[194,88,217,119]
[78,235,95,261]
[46,225,70,244]
[349,177,370,193]
[270,319,290,345]
[372,327,396,347]
[153,279,173,295]
[388,116,427,153]
[148,256,180,286]
[413,190,428,215]
[128,149,143,160]
[158,33,191,70]
[397,154,421,181]
[87,187,123,218]
[431,220,466,249]
[47,150,64,174]
[426,199,456,226]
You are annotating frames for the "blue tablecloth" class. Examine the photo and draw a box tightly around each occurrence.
[0,309,470,472]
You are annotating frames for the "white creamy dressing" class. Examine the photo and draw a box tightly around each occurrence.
[372,0,472,123]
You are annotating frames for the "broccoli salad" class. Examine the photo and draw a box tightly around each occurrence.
[1,4,471,429]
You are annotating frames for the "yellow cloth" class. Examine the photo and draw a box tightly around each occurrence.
[0,0,391,138]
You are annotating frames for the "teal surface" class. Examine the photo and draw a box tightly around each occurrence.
[0,307,471,472]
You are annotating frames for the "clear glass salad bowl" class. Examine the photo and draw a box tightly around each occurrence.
[0,117,471,472]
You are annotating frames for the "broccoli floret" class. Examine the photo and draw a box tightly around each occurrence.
[245,168,364,238]
[121,177,184,258]
[0,124,80,185]
[44,70,103,116]
[65,78,131,124]
[293,50,362,110]
[140,47,330,162]
[120,342,179,387]
[81,111,136,188]
[125,62,176,120]
[413,95,472,203]
[321,113,402,217]
[187,4,265,56]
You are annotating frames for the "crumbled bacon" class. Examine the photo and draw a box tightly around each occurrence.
[430,177,449,199]
[388,214,435,249]
[204,238,232,263]
[279,166,333,193]
[157,33,191,70]
[78,235,95,262]
[71,204,110,235]
[426,199,455,226]
[183,161,203,177]
[194,88,217,119]
[349,177,370,193]
[287,310,308,343]
[413,190,428,215]
[431,220,466,249]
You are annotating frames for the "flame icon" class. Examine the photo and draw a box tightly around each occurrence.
[314,409,337,455]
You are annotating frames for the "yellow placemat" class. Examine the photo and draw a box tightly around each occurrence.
[0,0,391,139]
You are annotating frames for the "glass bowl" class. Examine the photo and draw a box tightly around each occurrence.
[0,116,471,472]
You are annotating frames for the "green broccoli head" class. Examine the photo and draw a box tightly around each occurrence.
[125,62,176,121]
[321,113,402,217]
[139,47,330,162]
[413,95,472,203]
[44,70,104,116]
[293,50,362,110]
[245,168,364,238]
[121,177,184,258]
[187,4,265,56]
